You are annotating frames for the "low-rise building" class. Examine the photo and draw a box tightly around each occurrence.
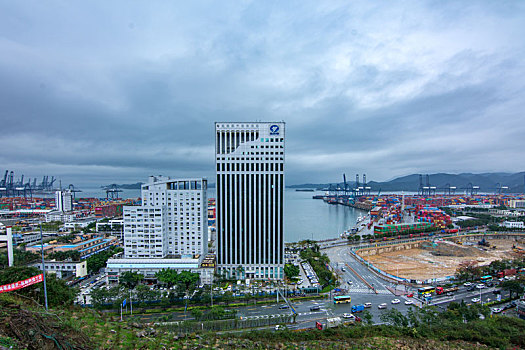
[12,231,40,246]
[501,221,525,229]
[27,235,118,259]
[64,217,98,229]
[106,256,205,283]
[31,260,87,279]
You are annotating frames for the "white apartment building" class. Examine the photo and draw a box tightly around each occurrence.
[123,176,208,259]
[215,122,285,280]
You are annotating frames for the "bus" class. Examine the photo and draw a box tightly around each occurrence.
[334,295,352,304]
[417,286,435,298]
[480,275,493,283]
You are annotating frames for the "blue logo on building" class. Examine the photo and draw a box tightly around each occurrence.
[270,124,280,135]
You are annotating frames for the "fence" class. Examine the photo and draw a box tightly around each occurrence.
[157,314,294,333]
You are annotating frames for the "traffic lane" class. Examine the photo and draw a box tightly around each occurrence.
[333,294,414,323]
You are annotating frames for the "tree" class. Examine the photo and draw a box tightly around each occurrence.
[361,310,373,325]
[236,265,245,280]
[284,264,300,279]
[455,260,481,282]
[175,271,200,293]
[379,308,409,327]
[0,266,78,307]
[119,271,144,289]
[155,269,179,287]
[501,279,524,299]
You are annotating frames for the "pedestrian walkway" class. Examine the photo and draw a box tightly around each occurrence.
[348,287,391,294]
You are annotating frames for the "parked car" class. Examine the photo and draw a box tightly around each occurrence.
[464,282,472,287]
[491,307,503,314]
[378,303,387,309]
[407,293,414,298]
[391,299,401,304]
[364,302,372,308]
[405,300,414,305]
[471,297,481,303]
[342,313,355,319]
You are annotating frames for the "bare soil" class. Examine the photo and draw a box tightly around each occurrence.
[365,238,524,280]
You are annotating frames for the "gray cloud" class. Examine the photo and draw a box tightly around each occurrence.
[1,1,524,187]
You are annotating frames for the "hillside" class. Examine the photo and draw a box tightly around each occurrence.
[289,172,525,193]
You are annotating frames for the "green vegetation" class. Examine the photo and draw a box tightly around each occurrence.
[1,289,525,349]
[0,249,40,268]
[46,250,81,261]
[119,271,144,289]
[455,256,525,282]
[284,264,300,279]
[86,246,123,274]
[0,266,78,307]
[40,221,62,232]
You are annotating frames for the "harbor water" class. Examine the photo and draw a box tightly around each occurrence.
[78,188,365,243]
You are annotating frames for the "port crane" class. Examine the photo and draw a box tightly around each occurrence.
[463,182,479,196]
[418,174,436,196]
[106,184,123,200]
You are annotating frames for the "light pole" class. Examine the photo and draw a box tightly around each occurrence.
[39,221,49,311]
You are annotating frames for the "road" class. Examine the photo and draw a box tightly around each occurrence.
[325,245,394,295]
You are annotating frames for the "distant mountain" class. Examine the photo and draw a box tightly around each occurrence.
[289,172,525,193]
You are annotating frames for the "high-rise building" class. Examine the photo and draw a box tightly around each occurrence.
[55,190,73,212]
[123,176,208,259]
[215,122,285,280]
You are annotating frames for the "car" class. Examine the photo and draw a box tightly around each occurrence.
[391,299,401,304]
[275,325,286,331]
[491,307,503,314]
[405,300,414,305]
[364,302,372,308]
[464,282,472,287]
[467,286,476,292]
[342,313,355,319]
[310,305,320,311]
[347,280,353,285]
[471,297,481,303]
[278,304,289,309]
[407,293,414,298]
[492,289,501,295]
[378,303,387,309]
[476,284,485,289]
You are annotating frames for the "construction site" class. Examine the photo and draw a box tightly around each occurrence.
[358,234,525,281]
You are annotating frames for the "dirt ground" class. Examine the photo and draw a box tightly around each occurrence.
[364,238,524,280]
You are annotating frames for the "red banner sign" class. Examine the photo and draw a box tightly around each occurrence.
[0,274,43,294]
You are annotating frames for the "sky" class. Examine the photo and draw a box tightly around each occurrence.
[1,1,524,187]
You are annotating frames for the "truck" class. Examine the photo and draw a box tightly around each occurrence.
[315,317,342,330]
[497,269,517,278]
[351,304,365,313]
[436,286,459,295]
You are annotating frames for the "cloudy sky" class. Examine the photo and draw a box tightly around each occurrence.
[1,1,524,187]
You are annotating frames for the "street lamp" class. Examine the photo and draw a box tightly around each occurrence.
[39,221,49,311]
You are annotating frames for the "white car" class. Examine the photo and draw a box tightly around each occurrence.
[491,307,503,314]
[378,303,387,309]
[471,297,481,303]
[464,282,472,287]
[405,300,414,305]
[391,299,401,304]
[476,284,485,289]
[364,302,372,308]
[342,313,355,319]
